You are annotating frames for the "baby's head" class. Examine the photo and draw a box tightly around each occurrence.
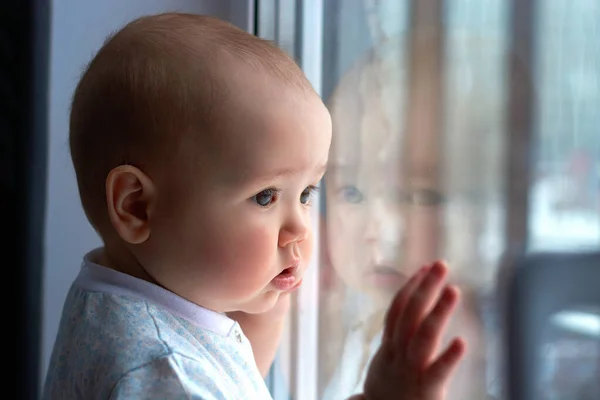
[70,13,332,314]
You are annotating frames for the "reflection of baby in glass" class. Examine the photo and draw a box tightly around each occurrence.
[320,37,499,400]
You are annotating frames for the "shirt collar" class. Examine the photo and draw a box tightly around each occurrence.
[74,248,237,337]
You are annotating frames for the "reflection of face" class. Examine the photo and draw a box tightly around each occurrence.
[324,54,444,305]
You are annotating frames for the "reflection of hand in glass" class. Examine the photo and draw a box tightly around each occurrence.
[362,262,466,400]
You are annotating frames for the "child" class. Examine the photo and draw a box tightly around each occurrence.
[43,13,466,399]
[319,34,502,399]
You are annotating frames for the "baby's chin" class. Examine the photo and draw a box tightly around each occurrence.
[336,278,402,310]
[352,270,408,295]
[364,286,399,308]
[230,290,289,315]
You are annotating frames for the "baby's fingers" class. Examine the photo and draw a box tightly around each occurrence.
[383,265,429,341]
[408,285,460,368]
[424,338,466,388]
[392,262,447,349]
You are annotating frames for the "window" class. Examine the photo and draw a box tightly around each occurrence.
[540,306,600,399]
[529,0,600,252]
[266,1,600,399]
[319,2,506,398]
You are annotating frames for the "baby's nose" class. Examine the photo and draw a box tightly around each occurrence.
[364,199,403,244]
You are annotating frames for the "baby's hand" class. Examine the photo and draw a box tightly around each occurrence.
[362,262,466,400]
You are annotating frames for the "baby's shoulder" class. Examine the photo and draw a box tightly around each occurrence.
[45,288,270,399]
[45,288,226,398]
[54,288,179,367]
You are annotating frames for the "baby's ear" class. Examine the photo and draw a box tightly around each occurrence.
[105,165,156,244]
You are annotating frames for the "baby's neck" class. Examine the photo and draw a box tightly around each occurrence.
[98,242,160,287]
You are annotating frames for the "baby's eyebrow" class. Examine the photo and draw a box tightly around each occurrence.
[400,162,440,182]
[327,161,366,176]
[325,163,351,173]
[248,163,329,186]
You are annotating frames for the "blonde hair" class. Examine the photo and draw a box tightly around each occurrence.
[70,13,313,235]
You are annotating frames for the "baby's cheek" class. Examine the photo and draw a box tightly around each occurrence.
[223,224,278,283]
[328,219,362,262]
[238,225,275,264]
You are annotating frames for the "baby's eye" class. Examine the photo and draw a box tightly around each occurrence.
[338,185,364,204]
[402,188,445,206]
[253,189,278,207]
[300,186,319,205]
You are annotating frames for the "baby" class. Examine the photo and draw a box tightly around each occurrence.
[319,34,501,399]
[43,13,465,400]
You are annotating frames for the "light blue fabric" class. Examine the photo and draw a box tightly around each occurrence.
[43,252,272,400]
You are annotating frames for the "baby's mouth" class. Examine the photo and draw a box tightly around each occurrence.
[278,266,295,277]
[271,264,302,291]
[365,265,407,288]
[373,265,401,275]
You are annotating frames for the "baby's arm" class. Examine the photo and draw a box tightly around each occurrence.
[359,261,466,400]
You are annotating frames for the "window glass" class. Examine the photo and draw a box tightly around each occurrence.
[529,0,600,252]
[315,1,600,399]
[539,307,600,399]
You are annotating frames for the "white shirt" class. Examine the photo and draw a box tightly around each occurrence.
[43,249,272,400]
